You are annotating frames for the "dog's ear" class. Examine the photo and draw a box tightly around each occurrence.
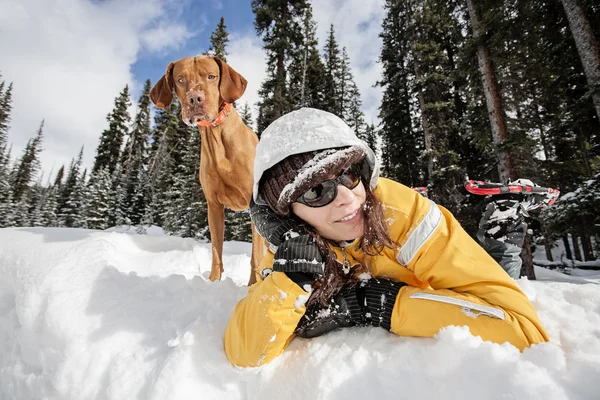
[150,62,175,109]
[214,57,248,103]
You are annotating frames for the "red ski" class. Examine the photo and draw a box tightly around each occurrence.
[464,179,560,207]
[412,186,428,197]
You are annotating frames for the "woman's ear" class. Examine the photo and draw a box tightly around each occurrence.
[213,56,248,103]
[150,62,175,108]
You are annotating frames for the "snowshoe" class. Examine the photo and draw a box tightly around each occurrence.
[465,179,559,212]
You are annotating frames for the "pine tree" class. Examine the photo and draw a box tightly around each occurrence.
[123,79,152,225]
[0,146,14,227]
[28,182,44,227]
[322,24,343,116]
[252,0,307,132]
[0,78,13,151]
[148,96,179,172]
[12,196,30,227]
[11,120,44,203]
[377,0,425,186]
[57,148,83,227]
[410,0,465,211]
[162,130,208,239]
[53,165,65,187]
[339,47,367,140]
[92,85,131,175]
[85,168,112,230]
[239,102,254,129]
[204,17,230,61]
[38,185,59,227]
[143,127,175,228]
[107,163,127,227]
[466,0,514,182]
[288,3,326,109]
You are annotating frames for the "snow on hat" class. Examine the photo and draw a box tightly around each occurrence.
[259,146,367,216]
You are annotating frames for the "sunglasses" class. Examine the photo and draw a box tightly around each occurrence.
[295,165,362,208]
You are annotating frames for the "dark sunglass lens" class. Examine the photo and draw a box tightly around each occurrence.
[302,183,325,201]
[303,181,336,207]
[340,168,361,189]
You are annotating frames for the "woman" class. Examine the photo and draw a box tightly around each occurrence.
[224,108,548,368]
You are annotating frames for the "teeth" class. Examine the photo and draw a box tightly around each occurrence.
[339,210,358,222]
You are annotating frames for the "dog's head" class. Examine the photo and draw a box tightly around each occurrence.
[150,56,247,126]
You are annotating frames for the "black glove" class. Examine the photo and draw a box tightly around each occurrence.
[295,278,405,338]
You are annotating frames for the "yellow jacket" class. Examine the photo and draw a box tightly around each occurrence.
[225,178,549,367]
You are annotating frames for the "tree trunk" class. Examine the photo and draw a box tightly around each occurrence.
[466,0,514,182]
[560,0,600,122]
[273,7,288,121]
[562,235,573,260]
[520,234,536,280]
[572,233,583,261]
[580,218,596,260]
[544,244,554,262]
[412,44,435,183]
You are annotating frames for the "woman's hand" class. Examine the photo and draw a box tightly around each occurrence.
[295,278,406,338]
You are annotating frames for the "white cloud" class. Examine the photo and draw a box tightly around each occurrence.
[311,0,386,125]
[225,33,267,130]
[0,0,194,179]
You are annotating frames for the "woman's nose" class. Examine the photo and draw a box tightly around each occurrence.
[334,183,355,206]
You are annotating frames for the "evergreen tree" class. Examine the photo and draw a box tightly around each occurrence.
[85,168,111,230]
[364,123,378,157]
[322,24,342,116]
[339,47,367,140]
[409,0,465,212]
[204,17,230,61]
[239,102,254,129]
[123,79,152,225]
[0,146,13,227]
[143,127,175,228]
[252,0,307,132]
[53,165,65,187]
[107,163,127,227]
[57,148,83,227]
[92,85,131,175]
[12,196,30,227]
[11,121,44,203]
[288,3,326,109]
[28,183,44,227]
[162,130,208,239]
[377,0,425,186]
[38,185,59,227]
[148,96,179,171]
[0,77,13,151]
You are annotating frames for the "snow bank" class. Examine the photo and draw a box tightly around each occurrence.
[1,227,599,399]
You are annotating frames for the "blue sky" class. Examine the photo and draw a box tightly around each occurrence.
[131,0,256,86]
[0,0,386,179]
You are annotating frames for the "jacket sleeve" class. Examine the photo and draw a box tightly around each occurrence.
[381,183,549,350]
[224,249,309,367]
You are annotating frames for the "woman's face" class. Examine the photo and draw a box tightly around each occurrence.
[291,180,367,242]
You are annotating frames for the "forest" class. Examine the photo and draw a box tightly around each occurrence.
[0,0,598,274]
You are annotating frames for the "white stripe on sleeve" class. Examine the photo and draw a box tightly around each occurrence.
[396,199,442,265]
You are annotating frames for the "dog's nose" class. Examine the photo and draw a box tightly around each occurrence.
[186,90,205,107]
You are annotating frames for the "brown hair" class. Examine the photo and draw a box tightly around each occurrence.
[302,178,399,307]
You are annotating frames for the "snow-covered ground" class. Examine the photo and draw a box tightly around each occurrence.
[1,227,599,400]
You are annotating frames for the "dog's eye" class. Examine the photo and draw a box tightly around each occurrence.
[208,74,216,80]
[177,77,185,84]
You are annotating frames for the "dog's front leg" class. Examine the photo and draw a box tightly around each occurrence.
[249,222,266,285]
[207,201,225,281]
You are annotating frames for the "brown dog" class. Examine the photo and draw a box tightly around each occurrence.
[150,56,264,285]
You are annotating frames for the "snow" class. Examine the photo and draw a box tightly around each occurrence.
[1,227,600,400]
